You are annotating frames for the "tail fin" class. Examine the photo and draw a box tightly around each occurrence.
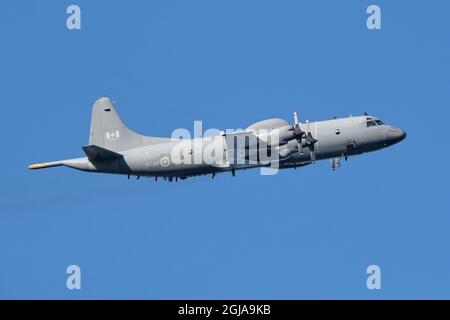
[89,97,169,151]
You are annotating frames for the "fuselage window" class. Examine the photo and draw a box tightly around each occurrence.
[375,120,384,125]
[367,120,377,127]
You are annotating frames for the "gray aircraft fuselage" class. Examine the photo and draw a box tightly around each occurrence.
[29,97,406,180]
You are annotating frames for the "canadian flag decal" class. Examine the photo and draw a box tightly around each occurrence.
[106,130,120,140]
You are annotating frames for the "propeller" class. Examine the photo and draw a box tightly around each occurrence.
[305,132,318,163]
[292,112,305,154]
[292,112,318,163]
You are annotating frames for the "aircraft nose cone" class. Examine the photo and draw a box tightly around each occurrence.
[387,127,407,144]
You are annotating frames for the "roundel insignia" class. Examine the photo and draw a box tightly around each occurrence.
[160,156,171,167]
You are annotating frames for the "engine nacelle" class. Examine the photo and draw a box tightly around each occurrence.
[246,118,294,147]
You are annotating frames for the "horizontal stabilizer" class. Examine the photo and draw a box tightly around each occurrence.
[82,145,123,161]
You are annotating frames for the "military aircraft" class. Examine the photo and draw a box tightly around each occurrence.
[29,96,406,181]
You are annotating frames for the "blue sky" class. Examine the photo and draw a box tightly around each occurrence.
[0,0,449,299]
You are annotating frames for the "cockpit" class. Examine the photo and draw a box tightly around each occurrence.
[366,118,384,127]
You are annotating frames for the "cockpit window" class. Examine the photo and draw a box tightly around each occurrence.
[375,120,384,125]
[366,120,377,127]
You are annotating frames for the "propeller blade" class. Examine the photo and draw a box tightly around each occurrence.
[293,112,299,128]
[310,149,316,163]
[292,111,305,154]
[306,132,318,145]
[297,140,303,154]
[307,134,317,163]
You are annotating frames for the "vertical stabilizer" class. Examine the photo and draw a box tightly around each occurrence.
[89,96,169,152]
